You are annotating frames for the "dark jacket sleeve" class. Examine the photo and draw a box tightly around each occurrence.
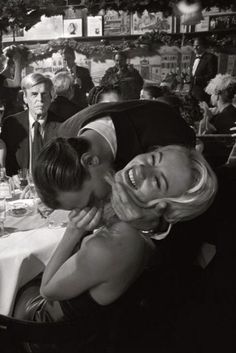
[195,53,218,87]
[77,66,94,93]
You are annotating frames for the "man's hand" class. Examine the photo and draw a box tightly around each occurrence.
[105,174,167,230]
[68,206,103,232]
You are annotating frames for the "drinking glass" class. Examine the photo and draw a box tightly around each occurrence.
[27,171,37,199]
[37,201,66,229]
[18,168,28,191]
[0,198,8,237]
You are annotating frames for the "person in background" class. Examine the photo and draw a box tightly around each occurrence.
[88,85,121,105]
[156,94,185,119]
[198,73,236,135]
[0,99,5,127]
[14,143,217,353]
[140,85,163,100]
[0,73,61,179]
[101,51,143,100]
[189,37,218,104]
[61,46,94,109]
[49,71,83,122]
[0,46,23,116]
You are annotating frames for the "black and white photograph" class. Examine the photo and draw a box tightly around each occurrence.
[63,18,83,37]
[0,1,235,353]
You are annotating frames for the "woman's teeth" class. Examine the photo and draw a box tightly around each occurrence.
[128,169,137,189]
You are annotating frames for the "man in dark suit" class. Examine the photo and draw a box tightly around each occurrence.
[190,37,218,104]
[57,100,196,172]
[0,73,61,177]
[61,47,94,109]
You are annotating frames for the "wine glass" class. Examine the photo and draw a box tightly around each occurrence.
[18,168,28,191]
[37,201,67,229]
[27,171,37,199]
[0,198,8,237]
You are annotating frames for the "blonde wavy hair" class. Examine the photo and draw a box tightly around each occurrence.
[115,145,218,225]
[205,73,236,102]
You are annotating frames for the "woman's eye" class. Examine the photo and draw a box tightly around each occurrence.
[154,176,160,189]
[151,154,155,165]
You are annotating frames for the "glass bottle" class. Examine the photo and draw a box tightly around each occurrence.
[0,167,12,200]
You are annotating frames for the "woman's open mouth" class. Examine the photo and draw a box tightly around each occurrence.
[126,168,138,189]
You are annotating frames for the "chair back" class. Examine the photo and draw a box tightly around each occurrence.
[0,314,103,353]
[197,134,235,169]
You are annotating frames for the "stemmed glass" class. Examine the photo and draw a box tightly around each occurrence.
[18,168,28,191]
[0,198,8,237]
[27,171,37,199]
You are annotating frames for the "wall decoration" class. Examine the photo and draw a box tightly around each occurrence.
[63,18,82,37]
[23,15,63,41]
[209,13,236,31]
[103,10,131,36]
[87,16,103,37]
[195,15,210,31]
[2,26,24,43]
[131,10,171,35]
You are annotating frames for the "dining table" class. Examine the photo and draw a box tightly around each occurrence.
[0,195,69,316]
[0,193,216,318]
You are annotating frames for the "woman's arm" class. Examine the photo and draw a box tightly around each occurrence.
[40,206,103,300]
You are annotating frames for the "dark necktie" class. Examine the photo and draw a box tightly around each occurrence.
[32,121,43,170]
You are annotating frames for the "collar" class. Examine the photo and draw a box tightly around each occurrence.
[29,112,46,129]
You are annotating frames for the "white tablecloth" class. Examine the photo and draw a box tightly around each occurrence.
[0,204,68,316]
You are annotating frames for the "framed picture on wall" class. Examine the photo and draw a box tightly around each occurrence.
[131,10,167,35]
[209,13,236,31]
[104,10,131,36]
[87,16,103,36]
[63,18,82,37]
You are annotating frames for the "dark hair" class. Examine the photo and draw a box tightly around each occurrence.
[88,85,121,105]
[62,46,75,59]
[33,137,91,209]
[157,94,183,111]
[193,36,208,48]
[142,85,163,99]
[113,51,127,60]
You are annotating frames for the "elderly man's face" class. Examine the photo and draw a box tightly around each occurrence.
[23,82,52,120]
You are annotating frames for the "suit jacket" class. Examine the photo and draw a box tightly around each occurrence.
[100,65,144,100]
[190,52,218,102]
[71,65,94,109]
[1,110,61,176]
[49,96,82,123]
[58,100,196,171]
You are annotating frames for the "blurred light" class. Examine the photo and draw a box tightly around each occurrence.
[176,0,201,14]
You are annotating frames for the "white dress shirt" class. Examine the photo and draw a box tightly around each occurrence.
[192,55,201,76]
